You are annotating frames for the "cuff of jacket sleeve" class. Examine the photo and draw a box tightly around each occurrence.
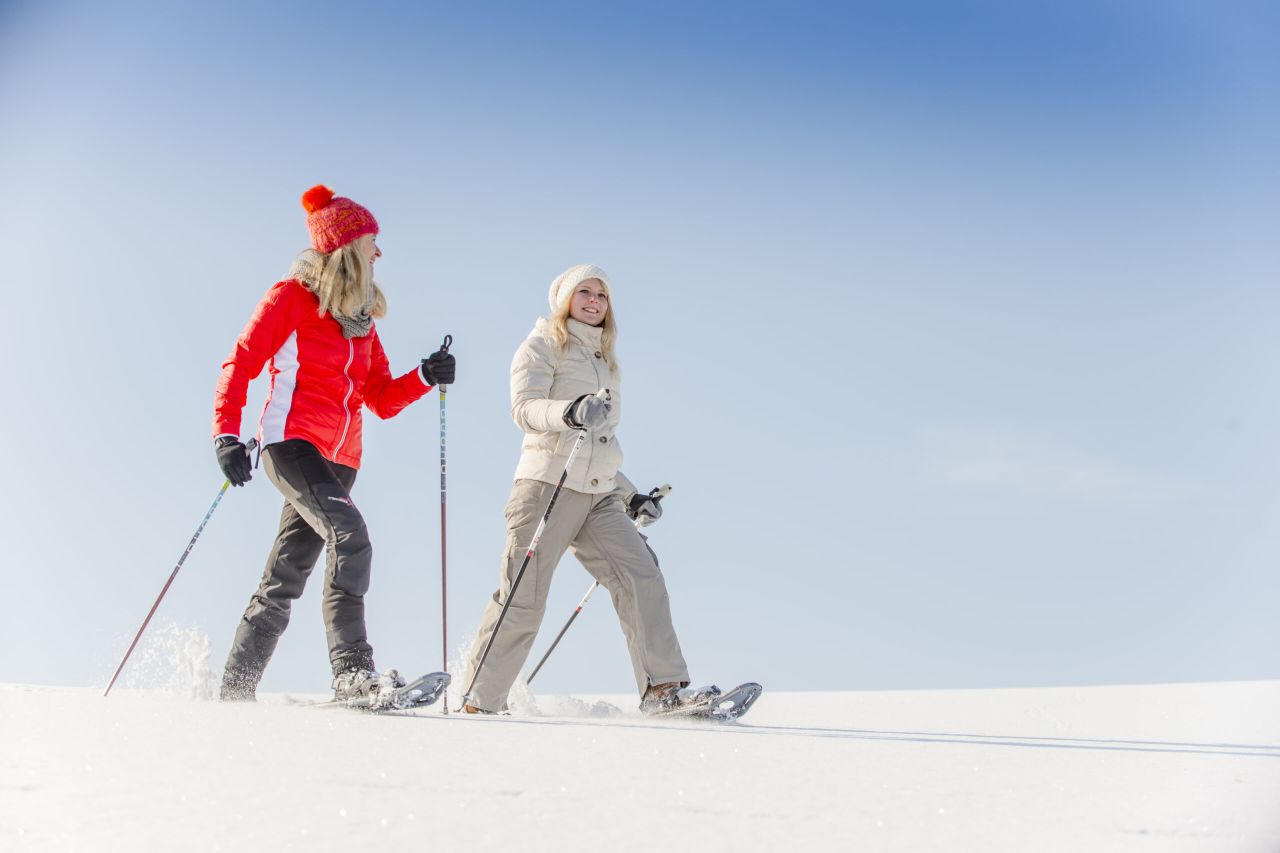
[212,421,241,440]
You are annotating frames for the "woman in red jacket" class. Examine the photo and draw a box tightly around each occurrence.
[212,185,455,703]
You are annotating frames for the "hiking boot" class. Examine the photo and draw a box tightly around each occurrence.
[461,700,510,715]
[220,623,280,702]
[640,682,719,715]
[332,668,405,707]
[640,682,682,714]
[219,681,257,702]
[219,662,264,702]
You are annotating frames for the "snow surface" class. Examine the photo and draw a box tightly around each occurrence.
[3,679,1278,852]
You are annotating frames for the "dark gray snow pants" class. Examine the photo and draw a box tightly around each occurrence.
[220,439,375,698]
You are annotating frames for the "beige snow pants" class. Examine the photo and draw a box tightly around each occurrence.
[463,479,690,711]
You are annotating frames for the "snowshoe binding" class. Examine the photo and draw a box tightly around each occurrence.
[640,682,763,723]
[332,669,450,712]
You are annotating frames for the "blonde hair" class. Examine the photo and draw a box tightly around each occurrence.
[309,242,386,320]
[548,278,618,370]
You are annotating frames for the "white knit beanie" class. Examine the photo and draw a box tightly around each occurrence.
[548,263,611,314]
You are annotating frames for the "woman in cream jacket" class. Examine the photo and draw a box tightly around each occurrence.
[462,263,689,714]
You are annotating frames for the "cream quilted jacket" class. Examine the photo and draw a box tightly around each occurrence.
[510,317,636,497]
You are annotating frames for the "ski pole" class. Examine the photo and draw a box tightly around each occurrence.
[104,439,258,697]
[461,388,610,705]
[437,334,452,714]
[525,484,670,687]
[524,580,601,687]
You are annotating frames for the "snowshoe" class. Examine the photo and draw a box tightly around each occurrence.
[332,670,450,711]
[642,682,762,723]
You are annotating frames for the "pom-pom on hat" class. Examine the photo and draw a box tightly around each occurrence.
[301,184,379,254]
[548,263,611,314]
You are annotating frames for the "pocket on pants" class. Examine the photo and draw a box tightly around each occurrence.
[500,482,553,610]
[500,538,540,610]
[307,481,371,596]
[504,481,547,528]
[309,481,360,519]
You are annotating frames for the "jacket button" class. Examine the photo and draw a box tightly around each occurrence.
[594,351,602,359]
[591,478,599,486]
[599,436,607,443]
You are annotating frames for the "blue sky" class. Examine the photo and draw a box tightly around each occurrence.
[1,0,1277,695]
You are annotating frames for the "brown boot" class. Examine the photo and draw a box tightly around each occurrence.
[639,682,682,714]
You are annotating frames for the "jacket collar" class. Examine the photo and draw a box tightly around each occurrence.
[534,316,604,348]
[566,318,604,348]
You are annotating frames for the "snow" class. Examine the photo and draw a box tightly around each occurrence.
[4,679,1278,852]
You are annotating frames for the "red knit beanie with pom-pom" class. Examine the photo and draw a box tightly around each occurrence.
[301,185,378,253]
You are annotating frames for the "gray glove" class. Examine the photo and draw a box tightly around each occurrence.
[626,489,665,527]
[563,393,611,431]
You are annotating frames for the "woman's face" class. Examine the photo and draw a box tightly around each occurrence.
[356,233,381,268]
[568,278,609,326]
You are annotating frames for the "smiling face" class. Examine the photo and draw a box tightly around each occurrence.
[568,277,609,326]
[355,232,381,269]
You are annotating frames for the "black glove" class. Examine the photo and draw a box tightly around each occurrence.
[563,393,611,431]
[626,489,665,527]
[422,348,456,386]
[215,436,252,487]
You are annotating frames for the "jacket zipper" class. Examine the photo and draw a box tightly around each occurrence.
[332,339,355,458]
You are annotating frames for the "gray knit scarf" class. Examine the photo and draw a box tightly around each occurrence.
[288,250,375,339]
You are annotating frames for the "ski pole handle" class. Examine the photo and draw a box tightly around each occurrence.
[569,388,611,435]
[235,438,260,486]
[439,335,452,384]
[587,387,611,418]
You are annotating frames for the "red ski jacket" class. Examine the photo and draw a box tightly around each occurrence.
[213,279,430,469]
